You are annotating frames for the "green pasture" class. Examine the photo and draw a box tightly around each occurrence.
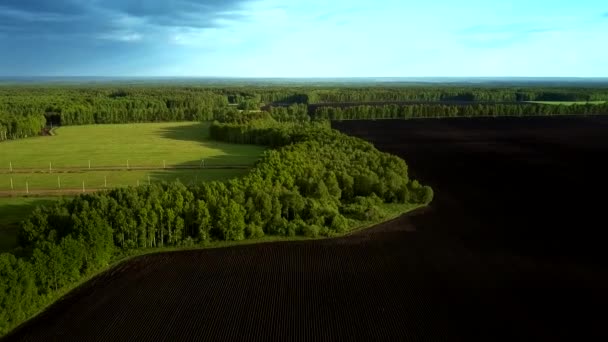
[0,169,249,191]
[0,122,265,169]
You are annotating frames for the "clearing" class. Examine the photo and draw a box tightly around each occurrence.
[0,122,264,169]
[0,122,264,194]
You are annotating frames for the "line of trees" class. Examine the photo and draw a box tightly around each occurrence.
[0,87,229,128]
[305,88,608,103]
[0,114,432,335]
[218,86,608,104]
[3,85,608,143]
[268,104,309,122]
[312,103,608,120]
[0,112,46,141]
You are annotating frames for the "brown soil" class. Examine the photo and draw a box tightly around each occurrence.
[4,116,608,341]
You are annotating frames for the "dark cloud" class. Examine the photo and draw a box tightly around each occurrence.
[0,0,251,39]
[0,0,87,15]
[113,0,248,28]
[0,0,254,75]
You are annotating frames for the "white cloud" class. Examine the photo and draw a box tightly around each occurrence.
[99,31,142,42]
[0,5,78,22]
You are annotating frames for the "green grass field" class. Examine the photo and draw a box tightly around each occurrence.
[0,122,264,192]
[0,122,265,169]
[1,169,249,191]
[528,101,606,105]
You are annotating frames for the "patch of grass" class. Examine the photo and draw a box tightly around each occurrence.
[0,169,249,191]
[0,122,265,169]
[0,197,59,252]
[527,101,606,105]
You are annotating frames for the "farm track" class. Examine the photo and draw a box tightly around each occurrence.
[0,165,251,174]
[0,189,106,197]
[4,116,608,341]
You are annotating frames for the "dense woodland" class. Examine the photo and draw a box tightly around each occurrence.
[0,109,432,334]
[312,102,608,120]
[2,85,608,142]
[0,112,46,141]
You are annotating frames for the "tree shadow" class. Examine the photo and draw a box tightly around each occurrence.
[0,197,59,252]
[142,122,266,185]
[146,157,255,186]
[158,122,213,143]
[158,122,267,167]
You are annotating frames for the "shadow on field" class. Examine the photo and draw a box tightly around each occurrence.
[157,122,266,167]
[0,197,59,252]
[158,122,212,143]
[146,157,254,185]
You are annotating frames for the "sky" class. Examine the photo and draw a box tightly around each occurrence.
[0,0,607,77]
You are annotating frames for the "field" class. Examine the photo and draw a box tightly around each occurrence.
[0,169,248,192]
[6,116,608,341]
[0,122,264,194]
[0,122,264,169]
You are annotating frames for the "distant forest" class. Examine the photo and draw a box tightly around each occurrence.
[2,85,608,141]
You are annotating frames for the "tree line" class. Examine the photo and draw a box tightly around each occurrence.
[0,112,46,141]
[0,113,432,335]
[2,85,608,142]
[311,103,608,121]
[0,87,229,128]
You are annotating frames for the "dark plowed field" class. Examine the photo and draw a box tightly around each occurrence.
[5,117,608,341]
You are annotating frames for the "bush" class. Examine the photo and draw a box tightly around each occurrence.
[421,186,434,205]
[302,224,320,238]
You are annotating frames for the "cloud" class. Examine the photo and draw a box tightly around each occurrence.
[99,32,143,42]
[0,0,252,41]
[0,5,79,22]
[115,0,248,28]
[0,0,86,15]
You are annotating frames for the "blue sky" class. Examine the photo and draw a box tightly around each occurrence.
[0,0,606,77]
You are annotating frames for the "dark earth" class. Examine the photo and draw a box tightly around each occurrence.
[4,116,608,341]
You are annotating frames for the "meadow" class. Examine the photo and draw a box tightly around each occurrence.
[0,122,264,193]
[0,169,249,192]
[0,122,265,169]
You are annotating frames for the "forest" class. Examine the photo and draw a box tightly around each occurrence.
[0,113,46,141]
[0,110,432,335]
[311,102,608,120]
[2,85,608,142]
